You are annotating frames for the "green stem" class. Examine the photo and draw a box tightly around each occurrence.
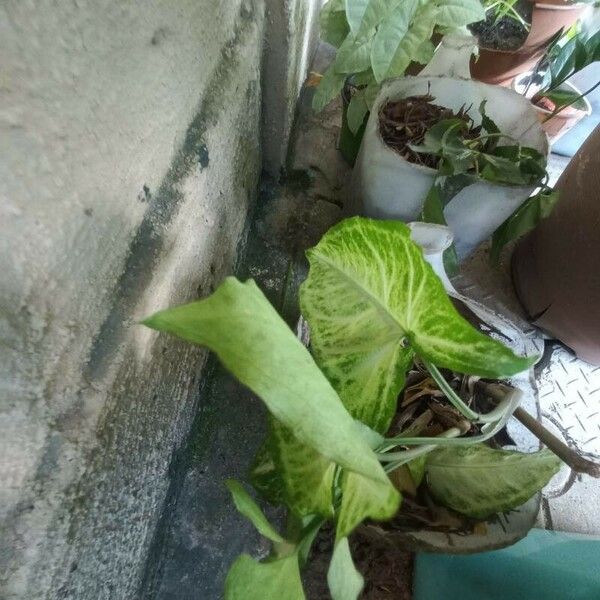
[542,79,600,123]
[423,360,516,424]
[423,360,480,420]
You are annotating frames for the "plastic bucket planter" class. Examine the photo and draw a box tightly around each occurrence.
[513,72,593,144]
[350,73,548,260]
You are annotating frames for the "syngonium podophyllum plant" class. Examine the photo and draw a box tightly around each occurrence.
[313,0,487,132]
[143,218,561,600]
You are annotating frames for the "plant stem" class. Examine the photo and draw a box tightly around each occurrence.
[379,385,522,457]
[477,381,600,478]
[542,79,600,123]
[382,428,463,473]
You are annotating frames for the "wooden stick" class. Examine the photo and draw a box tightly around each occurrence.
[478,382,600,478]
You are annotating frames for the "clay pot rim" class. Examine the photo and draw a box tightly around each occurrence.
[513,71,593,117]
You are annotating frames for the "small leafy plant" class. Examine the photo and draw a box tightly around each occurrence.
[143,218,562,599]
[523,26,600,117]
[482,0,527,28]
[314,0,486,133]
[379,93,556,269]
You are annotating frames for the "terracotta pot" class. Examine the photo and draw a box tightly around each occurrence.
[513,73,593,143]
[470,1,587,86]
[512,124,600,366]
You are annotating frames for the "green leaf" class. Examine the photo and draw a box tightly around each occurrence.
[480,153,529,185]
[419,181,458,276]
[370,0,420,82]
[435,0,485,27]
[412,38,436,64]
[345,0,395,36]
[300,218,535,425]
[225,479,285,543]
[320,0,350,48]
[479,100,500,136]
[334,33,374,74]
[327,538,364,600]
[249,436,285,506]
[490,189,559,264]
[426,445,562,519]
[143,277,389,485]
[271,420,336,518]
[225,553,305,600]
[346,90,369,134]
[545,88,587,112]
[407,454,427,487]
[337,468,401,540]
[313,64,346,112]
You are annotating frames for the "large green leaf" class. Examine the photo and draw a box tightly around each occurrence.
[271,420,336,518]
[344,0,384,35]
[426,445,562,518]
[435,0,485,28]
[320,0,350,48]
[336,468,401,540]
[143,277,389,485]
[313,64,346,112]
[370,0,420,82]
[346,90,369,134]
[225,553,305,600]
[491,189,560,264]
[226,479,285,543]
[300,218,534,434]
[334,33,374,74]
[327,538,364,600]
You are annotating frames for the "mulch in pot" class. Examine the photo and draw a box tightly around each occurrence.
[378,93,481,168]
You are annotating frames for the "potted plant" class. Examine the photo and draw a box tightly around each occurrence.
[142,218,577,599]
[349,41,551,268]
[312,0,487,165]
[513,26,599,143]
[469,0,589,85]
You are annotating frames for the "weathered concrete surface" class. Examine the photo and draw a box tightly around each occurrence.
[142,57,346,599]
[0,1,264,598]
[262,0,322,175]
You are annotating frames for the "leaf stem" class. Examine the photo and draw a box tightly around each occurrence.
[542,79,600,123]
[423,360,517,424]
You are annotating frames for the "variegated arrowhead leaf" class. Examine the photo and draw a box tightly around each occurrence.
[300,218,535,433]
[336,468,401,540]
[143,277,388,484]
[225,553,305,600]
[271,420,336,518]
[426,445,562,518]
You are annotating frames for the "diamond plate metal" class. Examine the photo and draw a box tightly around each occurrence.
[537,344,600,458]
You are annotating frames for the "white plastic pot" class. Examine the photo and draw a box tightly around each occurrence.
[350,37,549,260]
[513,71,592,144]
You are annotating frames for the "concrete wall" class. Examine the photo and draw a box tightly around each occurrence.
[0,1,270,598]
[262,0,322,175]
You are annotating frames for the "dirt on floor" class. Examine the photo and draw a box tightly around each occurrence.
[303,525,413,600]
